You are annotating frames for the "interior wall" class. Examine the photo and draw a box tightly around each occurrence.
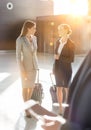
[0,0,91,52]
[36,15,91,54]
[0,0,53,50]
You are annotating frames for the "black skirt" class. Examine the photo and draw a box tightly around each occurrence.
[54,60,72,88]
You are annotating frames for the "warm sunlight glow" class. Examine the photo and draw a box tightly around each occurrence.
[70,0,88,15]
[53,0,88,16]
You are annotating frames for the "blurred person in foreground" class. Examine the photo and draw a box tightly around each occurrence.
[41,49,91,130]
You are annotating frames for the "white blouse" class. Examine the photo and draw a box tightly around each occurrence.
[57,38,66,55]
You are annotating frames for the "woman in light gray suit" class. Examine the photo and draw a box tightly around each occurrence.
[16,20,39,115]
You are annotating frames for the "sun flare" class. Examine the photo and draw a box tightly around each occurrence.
[53,0,88,16]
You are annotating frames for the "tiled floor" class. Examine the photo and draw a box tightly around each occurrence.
[0,51,85,130]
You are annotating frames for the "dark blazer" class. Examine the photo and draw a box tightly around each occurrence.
[61,50,91,130]
[55,38,75,63]
[54,38,75,87]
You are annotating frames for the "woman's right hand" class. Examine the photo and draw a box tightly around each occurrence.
[22,71,27,80]
[41,115,61,130]
[54,54,59,60]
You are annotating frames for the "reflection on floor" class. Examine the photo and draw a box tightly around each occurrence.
[0,51,85,130]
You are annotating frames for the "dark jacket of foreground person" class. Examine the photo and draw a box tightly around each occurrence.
[61,50,91,130]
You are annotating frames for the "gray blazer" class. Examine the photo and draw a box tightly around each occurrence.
[16,36,38,72]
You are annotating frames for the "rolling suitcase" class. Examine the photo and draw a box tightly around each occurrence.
[50,73,66,104]
[50,73,58,104]
[31,69,43,104]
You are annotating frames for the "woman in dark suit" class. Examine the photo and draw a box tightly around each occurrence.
[54,24,75,114]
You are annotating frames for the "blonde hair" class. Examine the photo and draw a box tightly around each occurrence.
[20,20,36,36]
[58,24,72,35]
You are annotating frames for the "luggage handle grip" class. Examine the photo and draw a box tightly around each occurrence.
[50,73,56,89]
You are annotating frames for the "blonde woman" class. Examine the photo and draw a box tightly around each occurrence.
[53,24,75,114]
[16,20,39,117]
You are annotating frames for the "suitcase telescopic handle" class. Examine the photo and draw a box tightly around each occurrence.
[50,73,56,91]
[37,69,39,83]
[50,73,55,86]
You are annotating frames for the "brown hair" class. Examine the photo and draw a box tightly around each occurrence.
[20,20,35,36]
